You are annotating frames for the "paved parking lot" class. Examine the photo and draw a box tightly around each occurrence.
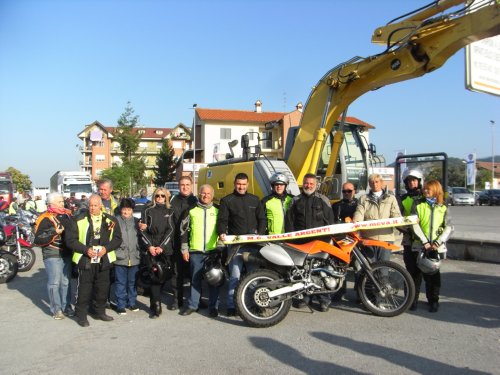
[1,252,499,375]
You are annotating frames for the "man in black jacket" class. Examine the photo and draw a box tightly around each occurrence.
[285,173,335,312]
[217,173,266,316]
[170,176,198,310]
[65,194,122,327]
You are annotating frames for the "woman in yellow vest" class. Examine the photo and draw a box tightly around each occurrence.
[409,180,453,313]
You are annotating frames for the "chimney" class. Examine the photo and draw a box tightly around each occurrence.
[255,100,262,113]
[296,102,303,112]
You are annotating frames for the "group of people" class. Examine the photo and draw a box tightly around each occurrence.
[32,170,452,328]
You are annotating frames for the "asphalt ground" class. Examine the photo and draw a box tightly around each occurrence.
[1,248,499,374]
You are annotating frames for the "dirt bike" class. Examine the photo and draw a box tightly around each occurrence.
[0,214,36,272]
[234,232,415,327]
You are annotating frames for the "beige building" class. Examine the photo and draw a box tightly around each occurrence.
[77,121,192,182]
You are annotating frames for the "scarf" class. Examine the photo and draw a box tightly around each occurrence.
[48,206,72,216]
[426,197,437,205]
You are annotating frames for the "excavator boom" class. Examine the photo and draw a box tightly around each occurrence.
[287,0,500,185]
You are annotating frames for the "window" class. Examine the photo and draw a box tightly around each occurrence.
[157,142,163,149]
[139,142,147,148]
[261,131,273,149]
[138,129,145,134]
[94,141,104,147]
[112,142,120,149]
[155,130,163,135]
[172,141,182,149]
[248,129,254,140]
[95,154,106,162]
[220,128,231,140]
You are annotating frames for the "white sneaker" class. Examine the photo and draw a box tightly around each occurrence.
[53,311,65,320]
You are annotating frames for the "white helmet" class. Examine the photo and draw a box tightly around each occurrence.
[403,169,424,189]
[403,169,424,183]
[270,172,289,186]
[417,250,441,275]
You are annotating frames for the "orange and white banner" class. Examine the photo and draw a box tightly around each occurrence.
[222,215,418,245]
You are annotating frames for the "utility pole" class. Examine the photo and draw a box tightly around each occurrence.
[492,120,496,189]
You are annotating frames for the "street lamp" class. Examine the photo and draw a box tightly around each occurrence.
[491,120,495,189]
[461,160,466,188]
[192,104,197,184]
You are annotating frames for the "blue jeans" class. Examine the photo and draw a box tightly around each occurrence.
[43,257,72,314]
[114,265,139,310]
[187,253,220,310]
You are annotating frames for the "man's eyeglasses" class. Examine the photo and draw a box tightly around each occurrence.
[155,194,166,198]
[342,189,353,193]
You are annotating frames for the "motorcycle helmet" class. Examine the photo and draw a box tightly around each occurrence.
[203,255,226,287]
[139,259,171,285]
[402,169,424,189]
[270,172,289,186]
[416,250,441,275]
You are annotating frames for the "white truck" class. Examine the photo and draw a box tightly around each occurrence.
[49,171,93,199]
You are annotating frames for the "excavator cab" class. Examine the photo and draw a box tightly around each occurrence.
[395,152,448,198]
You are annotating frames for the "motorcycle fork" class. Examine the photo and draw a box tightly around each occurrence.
[14,225,22,260]
[352,246,385,294]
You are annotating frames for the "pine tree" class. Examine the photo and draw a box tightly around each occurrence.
[153,140,177,186]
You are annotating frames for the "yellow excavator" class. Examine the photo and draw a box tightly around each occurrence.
[198,0,500,202]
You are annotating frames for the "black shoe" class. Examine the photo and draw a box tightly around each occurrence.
[319,302,330,312]
[77,318,90,327]
[180,308,196,316]
[293,300,307,309]
[167,303,178,311]
[64,306,76,317]
[429,302,439,313]
[97,314,114,322]
[331,293,344,303]
[198,300,208,309]
[128,305,139,312]
[409,301,418,311]
[226,308,236,317]
[151,302,162,317]
[209,308,218,318]
[116,308,127,315]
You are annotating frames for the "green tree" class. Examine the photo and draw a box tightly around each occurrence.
[100,166,129,194]
[104,102,147,195]
[153,140,177,186]
[6,167,32,192]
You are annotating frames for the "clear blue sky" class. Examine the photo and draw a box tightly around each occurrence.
[0,0,498,187]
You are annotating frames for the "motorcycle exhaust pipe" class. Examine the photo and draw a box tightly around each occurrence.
[268,282,305,298]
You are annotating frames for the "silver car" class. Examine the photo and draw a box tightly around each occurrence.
[448,187,475,206]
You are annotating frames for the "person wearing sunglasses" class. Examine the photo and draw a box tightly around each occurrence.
[331,182,358,303]
[332,182,358,224]
[141,187,175,319]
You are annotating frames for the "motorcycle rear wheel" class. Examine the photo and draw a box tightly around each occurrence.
[17,247,36,272]
[0,252,18,283]
[357,261,415,317]
[235,269,292,328]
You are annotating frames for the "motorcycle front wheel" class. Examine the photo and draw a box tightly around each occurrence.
[357,261,415,317]
[17,247,36,272]
[235,269,292,328]
[0,252,18,283]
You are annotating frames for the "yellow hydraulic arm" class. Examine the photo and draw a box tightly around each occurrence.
[287,0,500,185]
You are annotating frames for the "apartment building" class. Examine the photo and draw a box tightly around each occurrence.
[193,101,304,164]
[77,120,191,181]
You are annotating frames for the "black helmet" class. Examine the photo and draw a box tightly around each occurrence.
[139,258,172,285]
[203,254,226,287]
[270,172,289,186]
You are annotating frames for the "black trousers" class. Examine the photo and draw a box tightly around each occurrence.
[171,250,188,306]
[403,245,441,304]
[75,264,110,319]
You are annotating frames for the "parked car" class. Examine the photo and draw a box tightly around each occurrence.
[448,187,475,206]
[477,189,500,206]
